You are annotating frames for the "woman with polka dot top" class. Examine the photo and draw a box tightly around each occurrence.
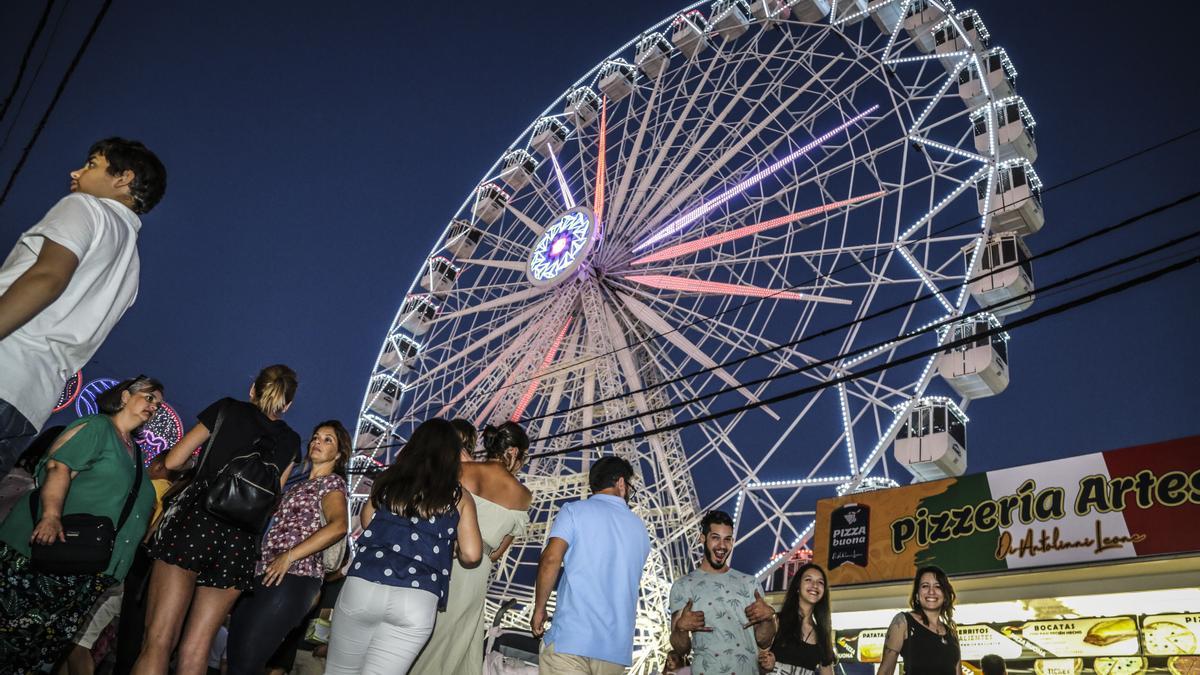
[325,418,482,675]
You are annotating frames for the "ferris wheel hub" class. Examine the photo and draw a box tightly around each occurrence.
[526,206,600,286]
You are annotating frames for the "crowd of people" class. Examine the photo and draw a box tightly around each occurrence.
[0,137,1012,675]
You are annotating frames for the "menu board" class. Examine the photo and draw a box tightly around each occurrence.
[1141,615,1200,656]
[1009,618,1141,658]
[957,623,1024,660]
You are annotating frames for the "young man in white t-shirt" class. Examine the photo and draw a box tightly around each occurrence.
[0,137,166,476]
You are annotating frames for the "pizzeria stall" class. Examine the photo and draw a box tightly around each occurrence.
[804,435,1200,675]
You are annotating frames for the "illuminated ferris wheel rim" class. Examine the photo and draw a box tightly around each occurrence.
[355,4,1041,667]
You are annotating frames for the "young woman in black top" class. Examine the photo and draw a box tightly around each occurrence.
[878,565,961,675]
[759,563,836,675]
[133,365,301,675]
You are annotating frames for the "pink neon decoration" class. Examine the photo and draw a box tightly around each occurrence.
[629,191,886,265]
[509,316,574,422]
[594,96,608,225]
[624,274,851,304]
[632,104,881,252]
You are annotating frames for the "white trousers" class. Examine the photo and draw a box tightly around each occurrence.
[325,577,439,675]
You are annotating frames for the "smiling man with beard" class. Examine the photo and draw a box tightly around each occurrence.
[669,510,777,675]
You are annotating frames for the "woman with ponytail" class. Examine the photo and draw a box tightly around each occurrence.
[410,420,532,675]
[133,365,302,675]
[759,563,836,675]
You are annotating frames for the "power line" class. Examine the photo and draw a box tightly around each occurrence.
[0,0,57,124]
[356,192,1200,457]
[438,124,1200,404]
[0,0,111,209]
[530,211,1200,444]
[522,188,1200,423]
[529,250,1200,458]
[0,0,70,157]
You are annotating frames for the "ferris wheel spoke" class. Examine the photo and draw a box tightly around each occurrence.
[457,256,528,273]
[606,75,665,239]
[612,288,780,419]
[435,283,551,323]
[620,272,851,305]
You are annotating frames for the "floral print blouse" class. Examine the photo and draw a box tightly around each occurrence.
[256,473,347,579]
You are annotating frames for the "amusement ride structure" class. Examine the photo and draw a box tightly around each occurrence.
[353,1,1044,669]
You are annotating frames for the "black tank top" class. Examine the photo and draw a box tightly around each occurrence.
[774,639,830,673]
[900,613,960,675]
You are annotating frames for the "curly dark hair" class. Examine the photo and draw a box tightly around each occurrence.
[88,137,167,214]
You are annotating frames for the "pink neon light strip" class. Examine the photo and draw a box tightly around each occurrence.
[624,274,850,304]
[629,191,886,265]
[509,316,574,422]
[548,144,575,209]
[594,96,608,225]
[632,104,881,253]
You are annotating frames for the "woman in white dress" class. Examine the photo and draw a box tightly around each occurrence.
[410,421,531,675]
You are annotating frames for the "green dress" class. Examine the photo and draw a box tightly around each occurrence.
[0,415,157,671]
[0,414,157,580]
[410,494,529,675]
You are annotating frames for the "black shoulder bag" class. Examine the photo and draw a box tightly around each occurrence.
[200,404,282,534]
[29,446,144,576]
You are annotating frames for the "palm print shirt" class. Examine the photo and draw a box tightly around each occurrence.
[668,568,761,675]
[257,474,347,579]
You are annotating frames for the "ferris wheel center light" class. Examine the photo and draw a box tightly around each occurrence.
[527,207,597,285]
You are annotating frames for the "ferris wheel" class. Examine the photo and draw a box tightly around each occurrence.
[355,0,1042,669]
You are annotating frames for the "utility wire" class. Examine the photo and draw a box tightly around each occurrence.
[356,195,1200,457]
[463,124,1200,399]
[522,189,1200,423]
[0,0,111,209]
[0,0,57,124]
[530,251,1200,458]
[0,0,70,157]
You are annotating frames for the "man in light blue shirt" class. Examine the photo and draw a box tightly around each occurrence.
[532,456,650,673]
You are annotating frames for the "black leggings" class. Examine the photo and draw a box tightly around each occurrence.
[226,573,322,675]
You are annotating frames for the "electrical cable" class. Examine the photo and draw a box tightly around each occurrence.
[0,0,57,125]
[0,0,70,156]
[0,0,111,209]
[459,125,1200,399]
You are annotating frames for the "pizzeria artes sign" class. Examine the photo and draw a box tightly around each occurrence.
[890,468,1200,556]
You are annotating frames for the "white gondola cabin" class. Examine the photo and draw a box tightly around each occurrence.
[936,313,1010,399]
[978,159,1044,236]
[790,0,831,22]
[903,0,948,45]
[833,0,869,24]
[894,397,968,481]
[750,0,792,28]
[530,117,569,157]
[356,413,390,449]
[869,0,904,37]
[711,0,751,40]
[499,149,538,191]
[963,234,1035,316]
[379,333,421,373]
[971,97,1037,163]
[367,373,405,417]
[398,294,438,335]
[598,59,637,102]
[672,11,711,59]
[473,182,509,225]
[565,87,601,126]
[958,48,1017,106]
[933,10,989,67]
[419,256,460,295]
[635,32,672,80]
[444,218,482,258]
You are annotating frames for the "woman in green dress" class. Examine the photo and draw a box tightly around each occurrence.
[0,375,161,672]
[410,421,532,675]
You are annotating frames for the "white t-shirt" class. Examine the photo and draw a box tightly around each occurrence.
[0,194,141,429]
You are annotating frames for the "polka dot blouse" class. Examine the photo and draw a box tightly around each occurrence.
[350,505,460,609]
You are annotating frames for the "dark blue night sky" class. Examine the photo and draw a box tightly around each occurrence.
[1,1,1197,513]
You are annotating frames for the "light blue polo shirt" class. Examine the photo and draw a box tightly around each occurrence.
[543,493,650,666]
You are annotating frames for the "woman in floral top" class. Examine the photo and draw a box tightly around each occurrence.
[225,420,351,675]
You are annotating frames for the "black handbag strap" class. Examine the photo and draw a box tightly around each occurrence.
[194,401,228,480]
[28,423,146,531]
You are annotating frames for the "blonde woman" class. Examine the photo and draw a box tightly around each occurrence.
[132,365,301,675]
